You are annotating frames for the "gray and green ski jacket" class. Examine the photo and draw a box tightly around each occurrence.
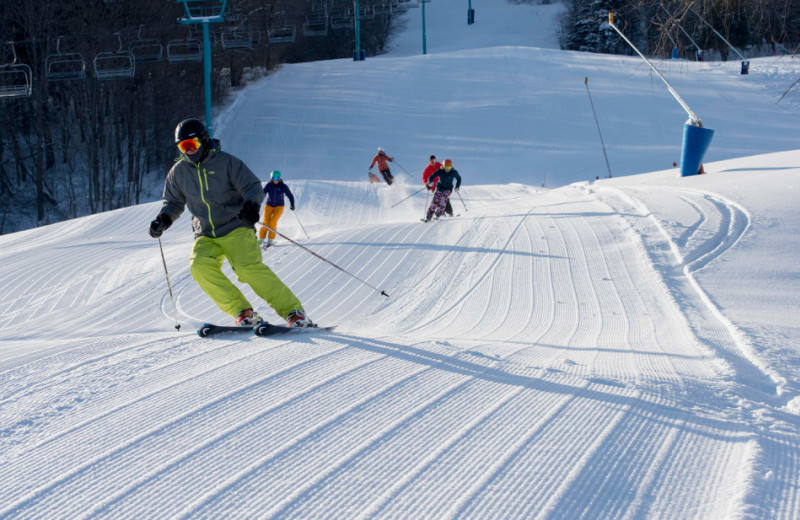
[159,141,264,239]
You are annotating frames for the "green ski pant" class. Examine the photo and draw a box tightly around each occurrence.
[189,227,303,320]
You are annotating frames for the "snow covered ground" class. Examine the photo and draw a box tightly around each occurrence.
[2,0,800,518]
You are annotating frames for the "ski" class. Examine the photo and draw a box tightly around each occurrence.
[197,324,252,337]
[254,322,336,336]
[197,322,335,338]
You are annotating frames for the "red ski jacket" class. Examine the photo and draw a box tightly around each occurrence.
[423,161,442,190]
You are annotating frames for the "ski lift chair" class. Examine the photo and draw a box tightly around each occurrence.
[268,25,296,44]
[94,34,135,79]
[166,32,203,63]
[329,7,353,30]
[358,4,376,19]
[46,36,87,81]
[267,12,297,44]
[303,13,329,37]
[129,26,163,63]
[221,26,253,49]
[0,42,32,98]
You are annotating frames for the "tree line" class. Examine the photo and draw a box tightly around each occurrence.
[560,0,799,58]
[0,0,398,234]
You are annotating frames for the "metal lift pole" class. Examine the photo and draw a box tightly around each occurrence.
[177,0,227,137]
[202,20,213,134]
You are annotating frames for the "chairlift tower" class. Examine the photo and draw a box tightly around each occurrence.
[354,0,365,60]
[176,0,228,137]
[422,0,427,55]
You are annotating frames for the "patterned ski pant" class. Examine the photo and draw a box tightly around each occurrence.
[426,190,451,219]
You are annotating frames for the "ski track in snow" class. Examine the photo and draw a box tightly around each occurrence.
[2,179,799,519]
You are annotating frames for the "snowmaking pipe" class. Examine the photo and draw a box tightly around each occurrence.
[255,222,390,297]
[661,5,702,53]
[771,37,792,55]
[584,77,613,178]
[777,77,800,104]
[157,237,181,331]
[607,13,702,126]
[690,8,746,62]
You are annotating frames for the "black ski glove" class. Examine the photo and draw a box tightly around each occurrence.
[290,204,296,211]
[149,214,172,238]
[238,200,261,225]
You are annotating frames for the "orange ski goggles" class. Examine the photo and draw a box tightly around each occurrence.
[177,137,201,154]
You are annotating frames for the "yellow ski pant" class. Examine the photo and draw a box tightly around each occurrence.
[258,205,285,240]
[189,227,303,320]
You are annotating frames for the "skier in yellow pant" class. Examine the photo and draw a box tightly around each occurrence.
[258,170,295,249]
[148,118,312,328]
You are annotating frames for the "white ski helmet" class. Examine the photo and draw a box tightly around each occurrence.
[377,147,384,152]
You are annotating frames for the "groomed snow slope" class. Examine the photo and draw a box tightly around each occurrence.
[1,160,799,518]
[2,0,800,518]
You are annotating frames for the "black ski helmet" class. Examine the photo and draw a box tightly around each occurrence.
[174,118,210,146]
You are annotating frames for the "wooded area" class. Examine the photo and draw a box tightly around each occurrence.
[2,0,797,234]
[0,0,398,233]
[560,0,799,58]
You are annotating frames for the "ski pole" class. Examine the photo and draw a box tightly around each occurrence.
[255,222,390,298]
[391,158,411,175]
[454,189,468,212]
[584,77,613,178]
[391,186,426,208]
[292,209,310,239]
[424,189,431,218]
[157,237,181,331]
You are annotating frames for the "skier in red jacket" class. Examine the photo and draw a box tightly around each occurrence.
[422,155,453,217]
[369,147,395,185]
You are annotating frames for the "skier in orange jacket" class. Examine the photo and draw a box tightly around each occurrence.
[369,147,395,185]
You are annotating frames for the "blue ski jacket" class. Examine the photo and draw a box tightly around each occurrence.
[263,180,295,208]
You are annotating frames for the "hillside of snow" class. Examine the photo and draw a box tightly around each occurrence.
[2,0,800,518]
[216,3,800,188]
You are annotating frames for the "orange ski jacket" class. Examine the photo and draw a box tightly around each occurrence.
[370,152,393,171]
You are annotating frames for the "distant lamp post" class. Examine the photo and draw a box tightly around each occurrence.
[422,0,428,55]
[176,0,228,137]
[354,0,365,60]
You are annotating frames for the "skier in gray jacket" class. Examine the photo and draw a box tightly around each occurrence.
[148,118,313,328]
